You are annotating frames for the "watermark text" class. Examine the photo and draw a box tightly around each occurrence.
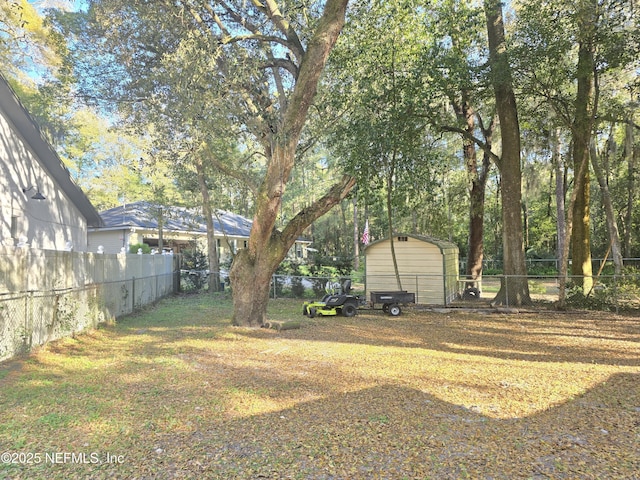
[1,451,125,465]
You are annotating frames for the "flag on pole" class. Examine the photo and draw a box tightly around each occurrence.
[361,220,370,245]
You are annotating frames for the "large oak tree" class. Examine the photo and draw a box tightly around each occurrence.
[74,0,354,326]
[512,0,639,302]
[484,0,530,305]
[424,0,494,285]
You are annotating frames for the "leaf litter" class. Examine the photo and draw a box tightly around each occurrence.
[0,295,638,479]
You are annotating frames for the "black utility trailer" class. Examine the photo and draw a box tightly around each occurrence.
[369,290,416,316]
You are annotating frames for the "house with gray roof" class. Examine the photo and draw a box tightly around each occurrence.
[88,201,311,262]
[0,74,102,251]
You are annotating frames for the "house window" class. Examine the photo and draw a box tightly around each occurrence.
[397,236,408,242]
[243,240,248,248]
[217,239,221,248]
[10,216,18,240]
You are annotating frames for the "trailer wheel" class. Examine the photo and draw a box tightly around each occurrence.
[342,304,357,317]
[308,307,316,318]
[388,304,402,316]
[382,304,389,313]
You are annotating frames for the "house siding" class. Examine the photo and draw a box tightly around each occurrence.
[0,110,89,251]
[442,246,459,304]
[87,229,129,254]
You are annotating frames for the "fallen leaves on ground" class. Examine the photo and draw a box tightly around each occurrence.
[0,295,639,479]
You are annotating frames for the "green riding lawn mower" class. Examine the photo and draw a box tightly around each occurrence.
[302,279,361,318]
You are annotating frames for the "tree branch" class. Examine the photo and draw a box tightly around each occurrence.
[278,175,356,247]
[218,0,305,61]
[262,57,299,78]
[440,125,500,163]
[262,0,305,61]
[202,145,260,196]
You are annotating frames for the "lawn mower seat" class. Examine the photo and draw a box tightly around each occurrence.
[325,294,347,306]
[320,279,352,306]
[321,280,346,301]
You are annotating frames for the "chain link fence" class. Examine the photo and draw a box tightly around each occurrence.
[267,273,640,313]
[5,257,636,361]
[0,248,179,362]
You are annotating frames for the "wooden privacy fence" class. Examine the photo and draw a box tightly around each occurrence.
[0,247,179,362]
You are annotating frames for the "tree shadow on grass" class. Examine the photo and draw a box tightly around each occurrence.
[67,294,640,368]
[57,308,638,374]
[227,310,640,367]
[2,371,637,479]
[183,373,639,479]
[1,298,639,479]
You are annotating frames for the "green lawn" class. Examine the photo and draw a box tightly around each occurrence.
[1,294,639,479]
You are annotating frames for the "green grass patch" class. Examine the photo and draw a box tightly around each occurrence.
[0,293,639,479]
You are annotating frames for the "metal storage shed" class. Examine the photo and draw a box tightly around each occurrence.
[364,234,459,305]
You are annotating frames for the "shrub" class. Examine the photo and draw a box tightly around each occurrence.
[274,262,309,298]
[181,242,209,292]
[129,243,151,254]
[290,276,306,298]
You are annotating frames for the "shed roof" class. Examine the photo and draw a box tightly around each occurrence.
[0,74,103,227]
[95,201,253,237]
[365,233,458,253]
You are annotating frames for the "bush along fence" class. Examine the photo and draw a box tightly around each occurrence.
[266,272,640,312]
[0,247,179,362]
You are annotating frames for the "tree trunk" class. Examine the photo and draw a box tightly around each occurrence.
[157,207,164,252]
[551,126,566,271]
[229,0,352,326]
[557,140,591,308]
[353,197,359,270]
[230,248,277,327]
[386,163,403,291]
[522,201,529,252]
[569,0,597,294]
[590,139,623,274]
[231,175,355,326]
[623,116,635,258]
[571,135,593,293]
[195,156,221,292]
[484,0,530,306]
[452,96,491,283]
[467,177,485,282]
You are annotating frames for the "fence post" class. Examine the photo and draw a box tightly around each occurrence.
[505,275,509,307]
[24,292,32,351]
[614,274,619,315]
